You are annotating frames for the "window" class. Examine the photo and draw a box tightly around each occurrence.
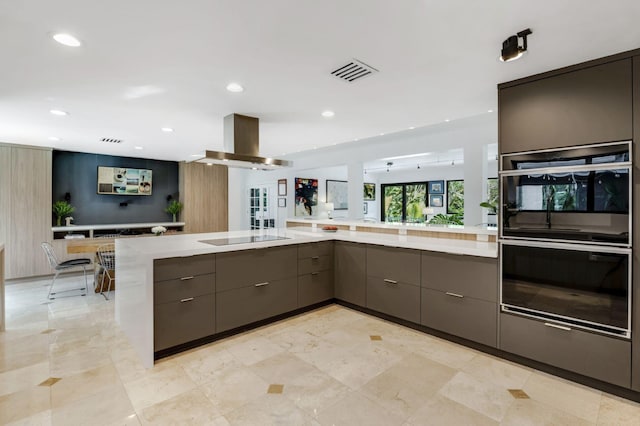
[446,180,464,215]
[381,182,428,222]
[487,178,498,214]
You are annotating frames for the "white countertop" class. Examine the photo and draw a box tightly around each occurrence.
[52,222,185,232]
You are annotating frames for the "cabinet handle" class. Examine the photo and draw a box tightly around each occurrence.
[445,292,464,298]
[311,272,319,275]
[254,282,270,287]
[311,256,320,260]
[544,322,572,331]
[180,297,194,303]
[180,276,194,281]
[383,278,398,285]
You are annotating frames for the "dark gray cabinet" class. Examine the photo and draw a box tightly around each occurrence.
[153,254,216,351]
[500,313,631,388]
[421,252,498,347]
[334,241,366,306]
[499,58,633,153]
[366,245,421,323]
[216,246,298,332]
[298,242,334,307]
[633,54,640,392]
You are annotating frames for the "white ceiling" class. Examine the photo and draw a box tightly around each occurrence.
[1,1,639,162]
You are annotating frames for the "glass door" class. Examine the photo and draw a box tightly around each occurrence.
[248,185,277,230]
[404,183,427,223]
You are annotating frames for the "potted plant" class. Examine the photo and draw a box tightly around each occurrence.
[52,200,75,226]
[479,200,498,215]
[165,200,183,222]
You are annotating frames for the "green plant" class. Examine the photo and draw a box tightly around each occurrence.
[165,200,183,222]
[480,201,498,215]
[428,213,463,225]
[52,200,75,226]
[447,181,464,215]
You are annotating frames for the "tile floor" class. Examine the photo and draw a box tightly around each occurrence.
[2,275,640,425]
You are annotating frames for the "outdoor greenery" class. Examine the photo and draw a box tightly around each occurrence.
[405,184,427,222]
[447,180,464,216]
[428,213,464,225]
[52,200,75,226]
[384,185,403,221]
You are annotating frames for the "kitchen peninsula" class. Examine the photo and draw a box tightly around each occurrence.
[116,224,497,368]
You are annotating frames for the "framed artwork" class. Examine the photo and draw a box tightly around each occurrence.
[428,180,444,194]
[294,178,318,216]
[363,183,376,201]
[278,198,286,207]
[97,166,152,195]
[429,194,444,208]
[363,202,368,214]
[278,179,287,196]
[326,180,348,210]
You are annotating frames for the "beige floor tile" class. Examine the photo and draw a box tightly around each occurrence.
[200,366,270,415]
[123,363,197,411]
[0,360,50,397]
[438,371,515,422]
[51,383,135,426]
[5,409,52,426]
[140,387,223,425]
[316,390,405,426]
[413,335,477,369]
[283,369,351,417]
[51,363,122,409]
[361,352,456,418]
[223,335,287,366]
[49,346,113,377]
[177,345,240,385]
[0,386,51,425]
[523,371,602,422]
[461,353,533,389]
[502,399,595,425]
[406,394,498,426]
[249,352,318,384]
[103,414,141,426]
[597,394,640,425]
[225,394,318,426]
[265,327,325,353]
[0,333,50,373]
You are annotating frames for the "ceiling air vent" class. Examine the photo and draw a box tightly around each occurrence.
[100,137,123,144]
[331,59,378,83]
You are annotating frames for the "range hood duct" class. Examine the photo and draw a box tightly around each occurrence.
[196,113,292,170]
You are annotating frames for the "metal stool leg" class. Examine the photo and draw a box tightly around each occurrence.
[47,270,60,300]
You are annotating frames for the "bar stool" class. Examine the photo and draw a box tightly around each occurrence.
[41,242,92,300]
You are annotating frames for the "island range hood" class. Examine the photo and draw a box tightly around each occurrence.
[195,113,292,170]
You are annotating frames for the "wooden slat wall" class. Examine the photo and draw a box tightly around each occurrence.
[0,147,11,276]
[179,162,228,234]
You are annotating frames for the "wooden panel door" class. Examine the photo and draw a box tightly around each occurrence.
[179,162,228,233]
[0,147,11,273]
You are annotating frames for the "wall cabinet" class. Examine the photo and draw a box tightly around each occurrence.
[153,254,216,351]
[298,242,334,307]
[421,252,498,347]
[499,59,633,153]
[334,241,366,306]
[366,245,421,323]
[633,54,640,392]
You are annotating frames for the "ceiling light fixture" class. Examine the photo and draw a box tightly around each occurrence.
[500,28,532,62]
[134,146,143,150]
[48,136,61,141]
[49,109,68,116]
[161,127,174,133]
[488,109,494,113]
[380,133,385,136]
[444,119,450,122]
[417,164,420,169]
[409,126,415,130]
[321,110,335,118]
[52,33,81,47]
[226,82,244,93]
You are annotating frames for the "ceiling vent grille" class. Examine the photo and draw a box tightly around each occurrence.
[100,137,123,144]
[331,59,378,83]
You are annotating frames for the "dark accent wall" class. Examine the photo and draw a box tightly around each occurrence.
[52,150,179,225]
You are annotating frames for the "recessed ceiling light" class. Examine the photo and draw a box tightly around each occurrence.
[488,109,494,113]
[379,133,385,136]
[409,126,415,130]
[226,82,244,93]
[49,109,68,116]
[321,110,335,118]
[134,146,143,150]
[48,136,61,141]
[251,167,258,170]
[354,138,359,141]
[206,163,213,166]
[191,154,202,157]
[161,127,174,133]
[52,33,82,47]
[445,119,450,122]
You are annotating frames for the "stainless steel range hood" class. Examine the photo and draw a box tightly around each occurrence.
[195,113,292,170]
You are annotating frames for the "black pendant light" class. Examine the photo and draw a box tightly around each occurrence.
[500,28,532,62]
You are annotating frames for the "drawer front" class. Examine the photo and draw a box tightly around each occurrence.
[335,241,366,306]
[154,273,215,305]
[217,246,297,291]
[366,245,420,286]
[298,270,334,307]
[154,293,216,351]
[154,254,215,282]
[216,277,298,332]
[298,241,333,259]
[421,289,497,347]
[298,255,333,275]
[500,313,631,388]
[421,252,497,302]
[366,276,420,323]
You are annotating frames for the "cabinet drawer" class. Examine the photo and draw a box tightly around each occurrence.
[421,289,496,347]
[154,273,215,305]
[154,293,216,351]
[298,255,333,275]
[216,277,298,332]
[154,254,215,282]
[366,276,420,323]
[367,246,420,286]
[298,241,333,259]
[298,270,333,307]
[500,313,631,388]
[335,241,366,306]
[421,252,497,302]
[217,246,297,291]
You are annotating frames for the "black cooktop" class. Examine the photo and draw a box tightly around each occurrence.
[199,235,290,246]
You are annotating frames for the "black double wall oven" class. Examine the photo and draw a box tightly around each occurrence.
[499,141,632,338]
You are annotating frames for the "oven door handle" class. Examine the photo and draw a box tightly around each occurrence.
[544,322,572,332]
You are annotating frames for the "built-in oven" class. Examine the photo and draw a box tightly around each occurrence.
[499,141,632,338]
